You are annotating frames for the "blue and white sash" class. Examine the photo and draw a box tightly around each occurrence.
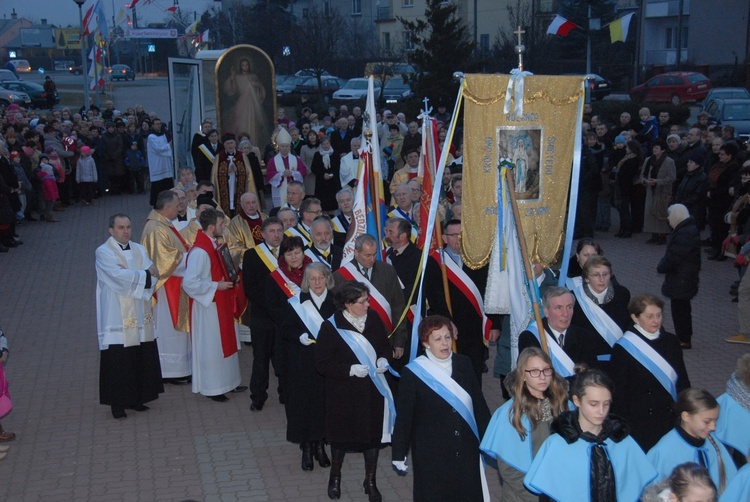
[566,276,623,346]
[329,316,396,442]
[617,331,678,400]
[332,214,349,233]
[408,356,490,501]
[387,208,418,242]
[288,296,325,339]
[306,246,332,268]
[524,321,575,378]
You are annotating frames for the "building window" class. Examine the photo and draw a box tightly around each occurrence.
[403,31,414,51]
[383,32,391,52]
[403,0,414,7]
[352,0,361,15]
[539,0,555,12]
[665,27,673,49]
[480,34,489,53]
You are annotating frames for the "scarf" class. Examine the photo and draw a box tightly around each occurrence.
[615,152,636,173]
[584,283,615,305]
[726,373,750,410]
[425,346,453,375]
[633,323,661,341]
[343,310,367,332]
[320,146,334,170]
[646,152,666,183]
[276,254,312,286]
[708,162,728,189]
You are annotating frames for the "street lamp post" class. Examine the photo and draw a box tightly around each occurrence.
[73,0,90,113]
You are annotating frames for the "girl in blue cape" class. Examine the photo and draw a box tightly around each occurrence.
[524,369,657,502]
[714,353,750,460]
[641,462,717,502]
[720,462,750,502]
[480,347,569,502]
[647,389,738,495]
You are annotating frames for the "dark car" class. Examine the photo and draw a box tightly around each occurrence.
[630,72,711,105]
[382,77,414,104]
[293,76,346,100]
[0,86,32,108]
[704,98,750,141]
[109,64,135,81]
[276,75,306,105]
[564,73,612,101]
[0,80,58,109]
[0,69,20,82]
[700,87,750,112]
[69,65,83,75]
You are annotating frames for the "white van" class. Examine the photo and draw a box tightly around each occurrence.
[9,60,31,73]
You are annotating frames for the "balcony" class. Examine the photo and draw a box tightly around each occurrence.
[376,6,395,22]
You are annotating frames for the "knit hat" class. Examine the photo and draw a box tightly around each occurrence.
[614,135,627,146]
[196,194,217,209]
[45,145,56,154]
[688,150,704,165]
[80,146,91,155]
[666,134,681,143]
[9,151,20,159]
[667,204,690,229]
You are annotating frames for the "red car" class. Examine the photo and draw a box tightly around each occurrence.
[630,72,711,105]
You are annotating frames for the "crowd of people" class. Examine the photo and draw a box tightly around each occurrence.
[1,93,749,501]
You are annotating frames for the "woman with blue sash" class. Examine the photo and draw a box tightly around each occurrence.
[714,354,750,464]
[481,347,569,502]
[391,315,491,501]
[569,256,632,348]
[315,281,394,502]
[609,293,690,451]
[524,370,657,501]
[266,260,335,472]
[648,389,738,495]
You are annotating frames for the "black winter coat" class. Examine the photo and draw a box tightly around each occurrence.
[571,283,632,334]
[315,310,393,448]
[658,217,701,300]
[609,327,690,451]
[391,354,490,502]
[674,170,708,229]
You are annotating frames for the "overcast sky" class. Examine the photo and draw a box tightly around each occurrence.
[4,0,219,28]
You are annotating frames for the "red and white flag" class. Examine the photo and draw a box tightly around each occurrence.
[546,15,578,36]
[197,29,209,44]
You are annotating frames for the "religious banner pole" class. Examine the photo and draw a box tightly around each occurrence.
[506,26,549,356]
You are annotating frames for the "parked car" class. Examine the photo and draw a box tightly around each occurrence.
[276,75,306,105]
[109,64,135,81]
[69,65,83,75]
[382,77,413,104]
[0,80,58,108]
[293,76,346,100]
[0,87,32,108]
[0,69,20,82]
[9,59,31,73]
[704,98,750,141]
[630,71,711,105]
[295,68,332,78]
[700,87,750,112]
[332,78,380,104]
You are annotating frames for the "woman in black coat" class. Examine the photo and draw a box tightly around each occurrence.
[570,255,632,337]
[310,136,341,212]
[266,262,335,472]
[673,150,709,230]
[657,204,701,348]
[706,141,740,260]
[614,139,643,238]
[609,294,690,452]
[315,281,393,501]
[391,315,491,502]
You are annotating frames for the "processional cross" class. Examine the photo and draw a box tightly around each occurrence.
[514,25,526,71]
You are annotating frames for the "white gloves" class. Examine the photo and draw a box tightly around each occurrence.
[349,364,369,378]
[392,458,408,475]
[376,357,389,374]
[299,333,314,346]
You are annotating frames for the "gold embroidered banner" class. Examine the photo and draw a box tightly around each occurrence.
[461,74,584,268]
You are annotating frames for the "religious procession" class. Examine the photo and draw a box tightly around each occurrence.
[1,39,750,502]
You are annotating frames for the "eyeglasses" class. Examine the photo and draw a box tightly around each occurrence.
[588,272,610,279]
[525,368,553,378]
[305,209,322,215]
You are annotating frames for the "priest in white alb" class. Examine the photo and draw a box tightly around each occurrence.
[182,208,244,402]
[265,128,307,208]
[96,213,164,420]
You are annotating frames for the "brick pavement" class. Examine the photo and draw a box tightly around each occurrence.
[0,194,747,501]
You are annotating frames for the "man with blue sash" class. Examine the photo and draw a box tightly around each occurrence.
[518,287,612,375]
[386,183,419,243]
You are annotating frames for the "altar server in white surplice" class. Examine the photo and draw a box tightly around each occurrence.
[96,214,164,420]
[182,208,243,402]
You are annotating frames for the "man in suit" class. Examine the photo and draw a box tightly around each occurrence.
[517,286,611,372]
[384,217,421,303]
[423,219,500,385]
[285,197,321,246]
[334,234,408,360]
[307,217,342,271]
[192,126,221,184]
[269,180,305,219]
[331,187,354,248]
[330,117,355,157]
[242,217,286,411]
